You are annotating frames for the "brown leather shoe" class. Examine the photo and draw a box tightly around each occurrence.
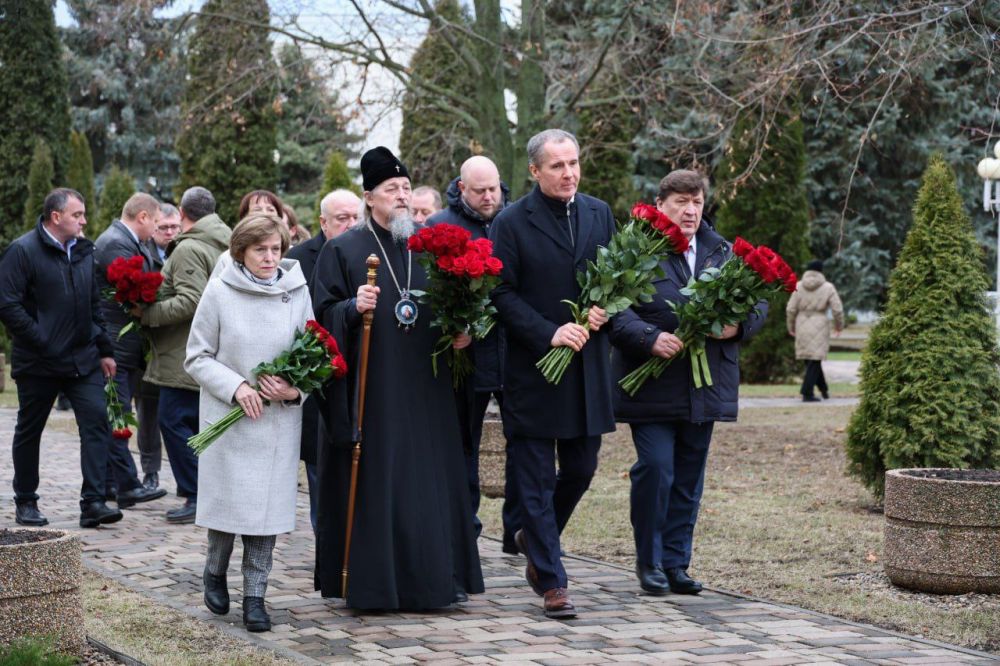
[543,587,576,618]
[514,530,545,596]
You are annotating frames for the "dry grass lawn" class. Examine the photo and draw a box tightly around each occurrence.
[479,404,1000,654]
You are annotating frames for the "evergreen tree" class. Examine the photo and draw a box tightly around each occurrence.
[715,111,811,383]
[846,157,1000,499]
[175,0,278,224]
[398,0,478,189]
[67,131,96,217]
[317,151,361,212]
[0,0,71,245]
[23,140,55,231]
[94,166,135,238]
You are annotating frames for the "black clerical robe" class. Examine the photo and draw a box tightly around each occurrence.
[312,222,484,610]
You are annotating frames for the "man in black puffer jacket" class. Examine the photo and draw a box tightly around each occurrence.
[427,156,521,553]
[610,170,767,597]
[0,188,127,528]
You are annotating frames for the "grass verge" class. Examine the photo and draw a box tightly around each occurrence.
[738,382,858,398]
[479,405,999,654]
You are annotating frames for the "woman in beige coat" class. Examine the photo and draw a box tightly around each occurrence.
[786,260,845,402]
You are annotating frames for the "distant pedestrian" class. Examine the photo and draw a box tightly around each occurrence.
[786,260,845,402]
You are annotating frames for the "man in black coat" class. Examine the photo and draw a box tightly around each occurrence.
[286,187,360,530]
[489,129,615,618]
[93,193,169,509]
[427,156,520,551]
[610,170,767,596]
[0,189,124,528]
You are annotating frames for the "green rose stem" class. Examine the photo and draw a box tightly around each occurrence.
[187,403,248,455]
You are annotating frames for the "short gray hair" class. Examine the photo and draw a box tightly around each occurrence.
[160,203,180,218]
[412,186,442,210]
[526,129,579,167]
[179,186,216,222]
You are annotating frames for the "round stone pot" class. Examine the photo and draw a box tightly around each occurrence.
[884,468,1000,594]
[479,419,506,498]
[0,528,84,653]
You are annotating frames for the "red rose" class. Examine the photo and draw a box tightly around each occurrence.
[485,256,503,276]
[732,237,754,258]
[437,255,454,272]
[783,274,798,293]
[756,246,777,262]
[112,428,132,440]
[451,255,468,275]
[407,235,425,252]
[465,255,486,278]
[331,354,348,379]
[631,203,660,224]
[746,250,777,283]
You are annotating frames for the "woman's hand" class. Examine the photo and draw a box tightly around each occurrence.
[258,374,299,402]
[234,382,264,420]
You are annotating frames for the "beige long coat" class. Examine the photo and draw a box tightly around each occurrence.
[186,258,311,535]
[786,270,845,361]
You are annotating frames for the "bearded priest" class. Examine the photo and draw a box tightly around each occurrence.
[311,146,484,610]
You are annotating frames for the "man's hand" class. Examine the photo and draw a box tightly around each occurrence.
[651,332,684,359]
[234,382,264,420]
[551,322,590,352]
[452,332,472,350]
[258,374,298,402]
[587,306,609,332]
[356,284,380,314]
[129,305,143,318]
[100,357,117,379]
[711,324,740,340]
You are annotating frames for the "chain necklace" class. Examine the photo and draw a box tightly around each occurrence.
[368,222,418,331]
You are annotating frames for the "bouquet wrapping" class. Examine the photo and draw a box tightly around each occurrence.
[618,237,798,395]
[105,375,136,440]
[407,223,503,388]
[536,204,689,384]
[187,320,348,455]
[105,255,163,339]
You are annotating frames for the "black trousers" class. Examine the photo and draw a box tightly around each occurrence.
[11,368,123,508]
[801,360,828,398]
[508,434,600,591]
[136,378,162,475]
[106,366,143,493]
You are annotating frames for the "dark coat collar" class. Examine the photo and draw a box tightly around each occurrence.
[524,185,597,262]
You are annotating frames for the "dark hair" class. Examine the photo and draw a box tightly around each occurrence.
[42,188,84,223]
[656,170,709,202]
[806,259,824,273]
[179,186,216,221]
[230,214,290,263]
[238,190,283,220]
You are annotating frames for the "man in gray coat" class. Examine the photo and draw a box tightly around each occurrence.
[94,193,169,508]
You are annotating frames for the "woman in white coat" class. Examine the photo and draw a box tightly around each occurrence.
[185,214,311,632]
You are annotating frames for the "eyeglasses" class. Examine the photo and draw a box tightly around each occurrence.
[157,225,181,232]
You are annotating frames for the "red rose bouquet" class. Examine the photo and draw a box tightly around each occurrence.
[187,320,348,455]
[105,375,136,440]
[536,204,688,384]
[105,255,164,339]
[618,237,797,394]
[407,223,503,387]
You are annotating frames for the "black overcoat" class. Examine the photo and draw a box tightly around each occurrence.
[488,186,616,440]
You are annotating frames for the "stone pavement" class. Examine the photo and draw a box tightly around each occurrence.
[2,407,995,665]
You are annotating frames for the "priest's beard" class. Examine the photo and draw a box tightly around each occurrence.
[388,212,416,243]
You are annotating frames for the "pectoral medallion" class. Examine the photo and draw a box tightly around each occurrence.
[395,290,418,331]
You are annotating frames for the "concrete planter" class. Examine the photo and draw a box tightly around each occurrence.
[479,419,506,498]
[884,468,1000,594]
[0,528,84,653]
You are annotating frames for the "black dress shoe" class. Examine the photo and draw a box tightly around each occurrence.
[514,530,545,596]
[80,501,123,528]
[117,485,167,509]
[166,498,196,524]
[501,533,519,555]
[802,395,821,403]
[142,473,159,490]
[15,500,48,526]
[453,588,469,603]
[105,487,118,501]
[243,596,271,632]
[203,567,230,615]
[664,567,703,595]
[635,563,669,596]
[820,389,830,400]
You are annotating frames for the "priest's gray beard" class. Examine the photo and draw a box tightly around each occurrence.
[389,212,416,243]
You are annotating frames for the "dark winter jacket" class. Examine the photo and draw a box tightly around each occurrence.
[490,186,616,439]
[609,223,768,423]
[0,219,113,379]
[427,176,511,392]
[94,220,156,369]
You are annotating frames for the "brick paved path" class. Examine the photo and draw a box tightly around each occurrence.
[2,407,994,665]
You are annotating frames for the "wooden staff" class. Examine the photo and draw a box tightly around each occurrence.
[341,254,380,598]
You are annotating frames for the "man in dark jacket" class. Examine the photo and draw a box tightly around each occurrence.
[427,156,521,551]
[94,193,169,508]
[490,130,615,618]
[0,188,125,528]
[610,170,767,596]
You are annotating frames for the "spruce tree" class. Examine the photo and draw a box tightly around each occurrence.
[175,0,278,224]
[0,0,71,245]
[23,140,55,231]
[715,111,811,383]
[67,131,96,217]
[316,151,360,211]
[846,157,1000,499]
[94,166,135,238]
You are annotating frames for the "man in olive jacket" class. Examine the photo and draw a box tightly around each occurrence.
[140,186,231,523]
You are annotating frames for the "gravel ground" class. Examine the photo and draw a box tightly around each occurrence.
[833,570,1000,613]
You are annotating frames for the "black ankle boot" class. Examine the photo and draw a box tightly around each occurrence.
[203,568,229,615]
[243,596,271,632]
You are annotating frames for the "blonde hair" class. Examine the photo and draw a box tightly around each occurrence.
[121,193,160,222]
[229,214,290,263]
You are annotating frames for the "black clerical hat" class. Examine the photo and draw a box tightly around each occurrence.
[361,146,410,191]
